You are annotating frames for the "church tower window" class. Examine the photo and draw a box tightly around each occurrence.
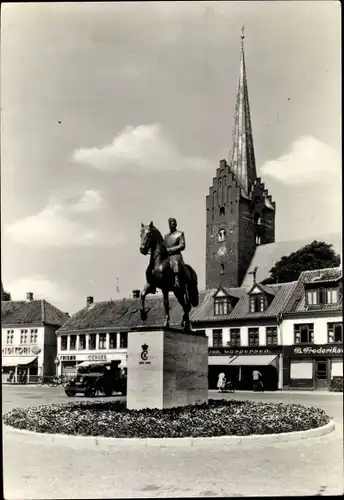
[220,207,225,216]
[220,264,224,275]
[218,229,226,242]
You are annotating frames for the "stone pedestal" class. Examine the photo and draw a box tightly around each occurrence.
[127,327,208,410]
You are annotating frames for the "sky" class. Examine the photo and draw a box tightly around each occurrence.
[1,1,341,314]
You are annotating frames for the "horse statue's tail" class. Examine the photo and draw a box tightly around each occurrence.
[185,265,199,307]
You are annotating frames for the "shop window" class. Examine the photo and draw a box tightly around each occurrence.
[218,229,226,242]
[89,334,96,350]
[266,327,278,345]
[212,329,223,347]
[61,336,68,351]
[328,322,342,343]
[79,334,86,350]
[6,330,14,345]
[70,335,77,350]
[230,328,241,347]
[99,333,107,349]
[294,324,314,344]
[109,333,117,349]
[249,294,266,313]
[248,328,259,346]
[214,297,230,316]
[119,332,128,349]
[20,329,28,344]
[30,329,38,343]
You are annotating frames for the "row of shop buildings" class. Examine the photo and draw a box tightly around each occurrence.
[1,266,342,390]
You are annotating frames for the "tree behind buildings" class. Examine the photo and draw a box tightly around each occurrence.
[263,241,341,284]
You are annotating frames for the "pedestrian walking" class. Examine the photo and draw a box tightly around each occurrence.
[252,369,263,391]
[217,371,226,392]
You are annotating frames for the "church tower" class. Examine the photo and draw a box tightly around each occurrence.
[206,29,276,289]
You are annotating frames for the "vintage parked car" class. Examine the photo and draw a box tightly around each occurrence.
[64,361,127,397]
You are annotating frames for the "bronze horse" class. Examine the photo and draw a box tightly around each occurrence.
[139,222,199,331]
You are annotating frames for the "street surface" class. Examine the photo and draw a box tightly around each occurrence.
[3,385,343,498]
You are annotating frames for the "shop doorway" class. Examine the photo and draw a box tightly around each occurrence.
[314,359,329,390]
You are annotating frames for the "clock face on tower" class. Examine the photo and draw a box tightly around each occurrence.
[218,245,226,257]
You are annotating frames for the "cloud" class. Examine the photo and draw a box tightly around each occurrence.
[72,124,210,172]
[7,275,74,308]
[260,136,341,185]
[6,190,108,248]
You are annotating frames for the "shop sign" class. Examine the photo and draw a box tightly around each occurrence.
[209,346,281,356]
[60,355,76,361]
[2,346,41,356]
[88,354,107,361]
[283,344,343,357]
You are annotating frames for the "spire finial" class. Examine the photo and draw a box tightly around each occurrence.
[241,25,245,41]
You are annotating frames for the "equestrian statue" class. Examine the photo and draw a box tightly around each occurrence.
[139,218,199,332]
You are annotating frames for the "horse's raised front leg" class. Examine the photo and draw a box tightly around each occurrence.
[163,288,170,327]
[140,283,153,320]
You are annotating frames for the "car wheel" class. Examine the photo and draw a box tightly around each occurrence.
[65,390,75,397]
[85,384,96,397]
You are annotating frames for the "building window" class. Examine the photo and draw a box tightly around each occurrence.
[220,206,225,216]
[214,297,230,315]
[306,287,339,306]
[218,229,226,242]
[119,332,128,349]
[307,290,317,305]
[213,190,217,207]
[255,234,261,245]
[326,288,338,304]
[30,329,38,343]
[70,335,77,350]
[328,322,342,343]
[294,324,314,344]
[220,264,224,276]
[230,328,241,347]
[6,330,14,344]
[99,333,107,349]
[248,328,259,346]
[266,327,278,345]
[109,333,117,349]
[61,336,68,351]
[89,334,96,350]
[212,329,223,347]
[79,334,86,350]
[249,295,266,313]
[20,329,28,344]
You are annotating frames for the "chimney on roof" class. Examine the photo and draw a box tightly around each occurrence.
[86,296,94,306]
[26,292,34,302]
[132,290,140,299]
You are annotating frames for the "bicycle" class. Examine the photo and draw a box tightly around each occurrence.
[35,376,56,387]
[253,380,264,392]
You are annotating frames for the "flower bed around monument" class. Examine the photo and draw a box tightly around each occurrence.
[3,399,330,438]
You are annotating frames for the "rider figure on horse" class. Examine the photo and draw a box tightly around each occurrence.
[164,218,185,290]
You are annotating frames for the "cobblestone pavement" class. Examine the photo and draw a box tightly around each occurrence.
[3,386,343,498]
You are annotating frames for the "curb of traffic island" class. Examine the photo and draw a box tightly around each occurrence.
[4,420,335,450]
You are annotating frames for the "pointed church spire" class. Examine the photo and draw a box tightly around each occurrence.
[229,27,257,197]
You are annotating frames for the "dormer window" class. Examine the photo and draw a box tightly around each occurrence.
[214,297,231,315]
[249,294,266,312]
[306,287,339,306]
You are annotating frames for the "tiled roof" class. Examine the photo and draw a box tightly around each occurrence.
[227,282,297,321]
[58,291,210,332]
[248,283,275,296]
[1,300,70,326]
[284,267,343,314]
[241,233,342,288]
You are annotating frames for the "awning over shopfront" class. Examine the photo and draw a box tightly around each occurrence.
[2,356,38,367]
[209,355,278,368]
